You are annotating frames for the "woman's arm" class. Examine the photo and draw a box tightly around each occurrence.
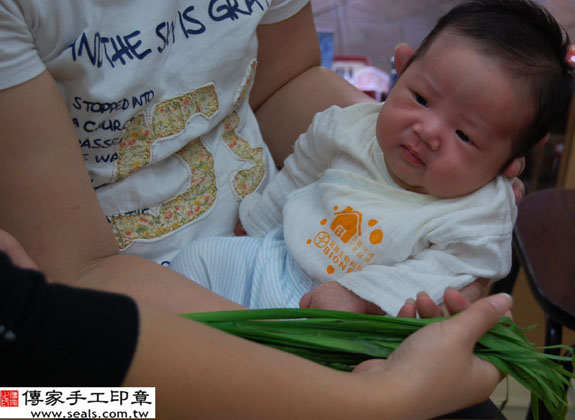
[125,291,511,420]
[0,72,242,313]
[251,3,375,165]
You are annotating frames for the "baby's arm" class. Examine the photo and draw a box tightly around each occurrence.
[335,236,510,316]
[239,106,344,236]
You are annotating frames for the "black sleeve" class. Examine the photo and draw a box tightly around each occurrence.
[0,252,139,386]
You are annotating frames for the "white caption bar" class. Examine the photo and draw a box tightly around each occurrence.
[0,387,155,419]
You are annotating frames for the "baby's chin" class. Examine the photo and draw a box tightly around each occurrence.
[425,184,485,199]
[402,184,430,196]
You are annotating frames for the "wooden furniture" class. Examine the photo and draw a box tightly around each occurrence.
[514,188,575,345]
[557,99,575,189]
[511,188,575,420]
[527,98,575,192]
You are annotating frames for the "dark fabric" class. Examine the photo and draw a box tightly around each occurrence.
[438,399,507,419]
[0,252,139,386]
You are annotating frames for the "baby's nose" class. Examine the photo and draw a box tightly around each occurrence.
[413,119,441,151]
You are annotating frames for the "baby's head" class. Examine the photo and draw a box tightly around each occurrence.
[377,0,574,198]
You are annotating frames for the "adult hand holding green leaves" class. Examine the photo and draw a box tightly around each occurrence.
[353,293,511,419]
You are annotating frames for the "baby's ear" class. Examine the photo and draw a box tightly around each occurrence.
[536,133,550,147]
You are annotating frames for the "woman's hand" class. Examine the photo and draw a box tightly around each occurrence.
[502,157,527,202]
[397,279,488,318]
[354,291,513,419]
[0,229,39,271]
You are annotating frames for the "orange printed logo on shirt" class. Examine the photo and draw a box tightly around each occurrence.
[306,206,383,275]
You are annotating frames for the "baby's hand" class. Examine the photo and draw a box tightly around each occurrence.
[299,282,385,315]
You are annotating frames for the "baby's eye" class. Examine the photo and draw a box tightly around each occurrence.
[456,130,472,143]
[414,93,428,107]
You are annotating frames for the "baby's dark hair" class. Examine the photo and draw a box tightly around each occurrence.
[410,0,574,164]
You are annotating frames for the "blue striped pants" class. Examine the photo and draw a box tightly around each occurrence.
[171,229,319,309]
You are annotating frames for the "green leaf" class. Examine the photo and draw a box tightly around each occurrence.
[182,308,574,419]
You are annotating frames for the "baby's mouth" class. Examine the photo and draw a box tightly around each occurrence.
[401,145,425,166]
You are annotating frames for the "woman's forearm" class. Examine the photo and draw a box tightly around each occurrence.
[75,253,244,313]
[255,66,375,165]
[123,304,400,420]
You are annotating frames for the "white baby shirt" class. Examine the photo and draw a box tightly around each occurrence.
[240,102,517,315]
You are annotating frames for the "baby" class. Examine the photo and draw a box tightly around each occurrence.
[172,0,574,315]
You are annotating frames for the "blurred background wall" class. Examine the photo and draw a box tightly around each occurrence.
[311,0,575,74]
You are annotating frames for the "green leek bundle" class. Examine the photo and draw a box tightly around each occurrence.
[182,308,574,419]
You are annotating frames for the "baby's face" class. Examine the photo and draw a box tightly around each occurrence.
[376,32,531,198]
